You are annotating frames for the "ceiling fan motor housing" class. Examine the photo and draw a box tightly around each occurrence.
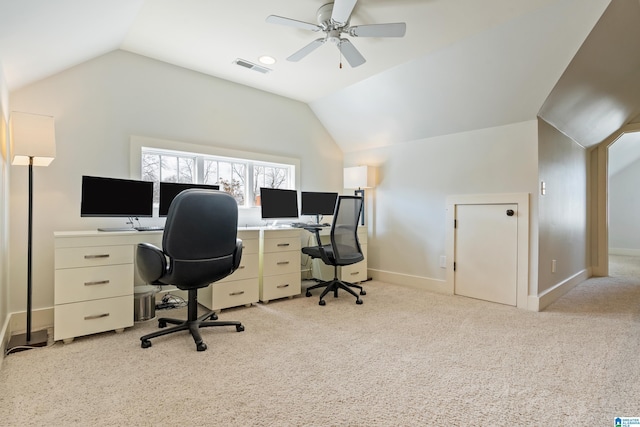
[317,3,346,28]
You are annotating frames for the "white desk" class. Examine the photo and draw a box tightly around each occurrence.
[53,227,303,343]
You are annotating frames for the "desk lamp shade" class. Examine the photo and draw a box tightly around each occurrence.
[343,166,376,225]
[7,111,56,354]
[10,112,56,166]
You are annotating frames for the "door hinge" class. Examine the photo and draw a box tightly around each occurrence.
[454,219,457,228]
[453,262,456,271]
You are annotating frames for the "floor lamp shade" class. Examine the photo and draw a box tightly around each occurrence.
[343,165,376,190]
[344,166,376,225]
[10,112,56,166]
[8,111,56,353]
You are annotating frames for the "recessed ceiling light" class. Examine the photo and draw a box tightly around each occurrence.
[259,55,276,65]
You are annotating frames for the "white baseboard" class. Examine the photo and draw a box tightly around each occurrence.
[609,248,640,257]
[528,269,590,311]
[368,269,448,294]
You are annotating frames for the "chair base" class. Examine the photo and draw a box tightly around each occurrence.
[140,289,244,351]
[305,274,366,306]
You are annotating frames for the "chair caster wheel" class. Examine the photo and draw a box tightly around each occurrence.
[305,291,312,297]
[196,342,207,352]
[360,290,366,295]
[356,299,363,305]
[209,313,218,320]
[158,320,167,328]
[319,299,326,306]
[141,339,152,349]
[236,324,245,332]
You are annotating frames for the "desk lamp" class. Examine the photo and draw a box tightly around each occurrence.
[8,111,56,353]
[343,165,375,226]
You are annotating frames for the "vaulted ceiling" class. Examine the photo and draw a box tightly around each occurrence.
[2,0,638,153]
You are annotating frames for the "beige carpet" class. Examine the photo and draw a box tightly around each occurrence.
[1,257,639,426]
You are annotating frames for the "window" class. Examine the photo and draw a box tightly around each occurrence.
[140,145,296,207]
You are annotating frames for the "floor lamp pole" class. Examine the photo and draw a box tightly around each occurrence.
[7,156,48,353]
[26,157,34,342]
[354,188,365,226]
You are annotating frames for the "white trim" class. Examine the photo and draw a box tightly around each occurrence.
[368,269,448,294]
[528,268,590,311]
[445,193,531,310]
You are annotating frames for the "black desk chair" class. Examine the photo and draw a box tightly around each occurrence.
[136,189,245,351]
[302,195,366,305]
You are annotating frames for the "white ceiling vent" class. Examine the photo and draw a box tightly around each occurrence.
[234,59,271,74]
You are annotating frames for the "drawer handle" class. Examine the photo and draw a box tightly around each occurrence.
[84,280,110,286]
[84,313,110,320]
[276,261,290,265]
[350,272,359,276]
[276,284,290,289]
[84,254,110,259]
[277,243,290,247]
[229,291,245,296]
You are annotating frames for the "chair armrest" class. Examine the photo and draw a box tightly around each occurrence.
[233,239,243,271]
[136,243,167,284]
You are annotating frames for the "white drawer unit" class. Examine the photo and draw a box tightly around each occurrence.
[53,230,162,344]
[259,228,302,303]
[339,228,368,282]
[199,229,260,311]
[309,227,368,283]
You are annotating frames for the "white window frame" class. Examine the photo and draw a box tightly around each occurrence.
[130,135,300,209]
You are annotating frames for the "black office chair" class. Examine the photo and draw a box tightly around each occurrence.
[136,189,244,351]
[302,195,366,305]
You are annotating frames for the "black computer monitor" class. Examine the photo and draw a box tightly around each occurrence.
[260,187,298,220]
[158,182,221,216]
[301,192,338,217]
[80,175,154,217]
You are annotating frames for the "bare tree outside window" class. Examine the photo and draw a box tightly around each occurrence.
[141,147,294,208]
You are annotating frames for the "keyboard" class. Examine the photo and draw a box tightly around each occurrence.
[291,222,330,228]
[134,226,164,232]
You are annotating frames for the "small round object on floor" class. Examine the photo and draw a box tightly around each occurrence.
[356,299,363,305]
[236,324,245,332]
[141,339,152,349]
[197,342,207,352]
[319,299,326,306]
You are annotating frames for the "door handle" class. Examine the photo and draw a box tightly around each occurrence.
[506,209,515,217]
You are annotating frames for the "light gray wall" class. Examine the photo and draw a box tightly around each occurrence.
[8,50,343,314]
[609,157,640,252]
[0,68,8,341]
[344,120,539,291]
[537,119,588,294]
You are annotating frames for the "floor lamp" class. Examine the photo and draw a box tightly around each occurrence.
[7,112,56,353]
[343,165,376,226]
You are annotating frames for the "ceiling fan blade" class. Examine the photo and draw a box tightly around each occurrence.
[266,15,321,32]
[331,0,358,24]
[287,38,326,62]
[350,22,407,38]
[338,39,366,67]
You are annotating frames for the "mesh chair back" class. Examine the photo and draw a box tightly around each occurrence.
[162,189,239,287]
[330,195,364,265]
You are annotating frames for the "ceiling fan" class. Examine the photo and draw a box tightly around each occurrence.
[266,0,406,68]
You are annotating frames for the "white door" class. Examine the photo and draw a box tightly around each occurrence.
[454,203,518,306]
